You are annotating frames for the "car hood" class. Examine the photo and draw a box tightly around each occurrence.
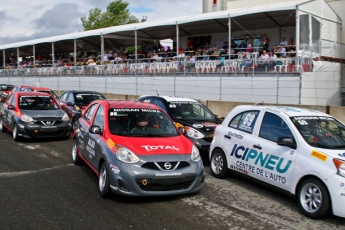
[110,135,192,156]
[175,119,220,134]
[22,109,66,119]
[1,89,11,94]
[314,148,345,160]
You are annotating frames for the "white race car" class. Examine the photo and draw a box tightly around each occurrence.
[210,105,345,219]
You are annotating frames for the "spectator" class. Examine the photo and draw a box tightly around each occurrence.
[277,44,287,57]
[239,52,251,72]
[258,50,270,71]
[280,37,288,47]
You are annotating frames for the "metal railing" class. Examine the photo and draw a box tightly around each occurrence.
[0,57,309,77]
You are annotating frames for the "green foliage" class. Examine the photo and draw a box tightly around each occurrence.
[81,0,147,31]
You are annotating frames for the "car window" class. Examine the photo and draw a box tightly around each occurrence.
[60,93,68,103]
[84,104,98,123]
[67,93,75,104]
[259,112,295,142]
[153,99,168,113]
[75,93,105,106]
[229,110,259,134]
[6,94,13,105]
[11,95,17,107]
[93,106,104,130]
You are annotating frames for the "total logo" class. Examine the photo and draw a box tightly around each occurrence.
[142,145,180,152]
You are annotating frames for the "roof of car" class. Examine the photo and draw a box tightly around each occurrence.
[140,95,198,103]
[235,105,331,118]
[66,90,103,94]
[31,87,52,90]
[106,99,162,110]
[14,91,52,97]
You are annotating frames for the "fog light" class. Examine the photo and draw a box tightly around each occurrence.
[142,179,148,186]
[34,130,39,133]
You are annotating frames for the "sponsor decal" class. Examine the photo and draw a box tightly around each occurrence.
[228,131,243,139]
[230,144,292,184]
[175,122,184,128]
[338,153,345,158]
[110,164,120,174]
[201,122,218,127]
[193,123,203,128]
[107,139,115,149]
[341,193,345,197]
[340,182,344,187]
[310,150,328,162]
[155,173,182,177]
[142,145,180,152]
[86,138,95,158]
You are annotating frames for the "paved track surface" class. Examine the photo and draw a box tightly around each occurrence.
[1,104,345,230]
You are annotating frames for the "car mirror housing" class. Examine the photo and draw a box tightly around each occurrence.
[277,137,296,149]
[89,125,103,135]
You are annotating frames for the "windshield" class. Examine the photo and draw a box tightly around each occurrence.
[37,90,58,98]
[75,93,105,106]
[109,108,179,137]
[1,85,13,91]
[19,96,59,110]
[292,116,345,148]
[168,101,215,121]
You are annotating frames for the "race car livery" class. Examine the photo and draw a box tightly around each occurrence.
[72,99,204,197]
[0,91,71,141]
[138,95,221,159]
[23,87,59,99]
[210,105,345,219]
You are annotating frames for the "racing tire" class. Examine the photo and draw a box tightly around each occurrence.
[297,178,331,219]
[12,124,21,142]
[0,117,6,133]
[210,149,228,178]
[72,139,81,165]
[99,162,110,198]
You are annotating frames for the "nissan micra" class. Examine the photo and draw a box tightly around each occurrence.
[210,105,345,219]
[72,100,204,197]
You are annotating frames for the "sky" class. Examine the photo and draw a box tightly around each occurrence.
[0,0,202,45]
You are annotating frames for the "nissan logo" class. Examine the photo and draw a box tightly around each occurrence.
[46,121,51,125]
[164,162,172,170]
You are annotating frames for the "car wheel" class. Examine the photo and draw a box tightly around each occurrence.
[13,124,21,142]
[297,178,330,219]
[72,139,81,165]
[99,162,110,198]
[0,117,6,132]
[72,117,79,132]
[210,149,228,178]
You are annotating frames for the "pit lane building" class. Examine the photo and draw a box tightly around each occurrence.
[0,0,343,107]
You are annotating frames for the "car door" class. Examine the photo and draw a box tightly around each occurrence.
[222,110,261,175]
[1,94,13,127]
[250,111,297,191]
[87,105,105,169]
[7,94,17,130]
[79,103,99,162]
[62,93,75,118]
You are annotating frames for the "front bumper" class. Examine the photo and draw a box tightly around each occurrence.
[325,174,345,218]
[188,137,212,156]
[107,154,205,196]
[17,120,71,138]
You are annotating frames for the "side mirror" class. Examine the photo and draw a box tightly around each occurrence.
[277,137,296,149]
[178,127,185,134]
[89,125,103,135]
[8,105,15,110]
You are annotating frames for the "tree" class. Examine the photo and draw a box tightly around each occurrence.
[81,0,147,31]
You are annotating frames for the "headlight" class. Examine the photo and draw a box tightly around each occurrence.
[21,114,33,122]
[185,126,204,139]
[115,145,139,163]
[191,145,201,162]
[62,113,69,122]
[334,159,345,177]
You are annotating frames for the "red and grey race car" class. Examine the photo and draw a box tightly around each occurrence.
[0,84,14,102]
[72,99,204,197]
